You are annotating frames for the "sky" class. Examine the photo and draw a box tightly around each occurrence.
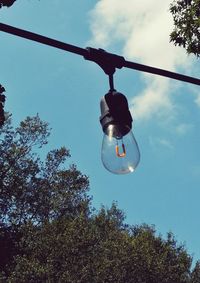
[0,0,200,264]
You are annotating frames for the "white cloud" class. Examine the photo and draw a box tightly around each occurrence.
[149,136,174,150]
[89,0,194,121]
[195,94,200,107]
[159,138,174,150]
[129,76,173,121]
[175,123,194,135]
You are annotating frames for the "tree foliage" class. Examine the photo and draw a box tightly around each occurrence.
[3,209,193,283]
[170,0,200,57]
[191,261,200,283]
[0,0,16,8]
[0,114,91,280]
[0,114,90,227]
[0,114,196,282]
[0,85,6,127]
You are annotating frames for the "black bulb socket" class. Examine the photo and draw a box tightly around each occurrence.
[100,91,133,138]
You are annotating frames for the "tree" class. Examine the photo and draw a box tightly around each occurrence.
[170,0,200,57]
[0,114,90,227]
[0,85,6,127]
[0,115,197,282]
[0,114,91,279]
[191,261,200,283]
[0,0,16,8]
[4,208,193,283]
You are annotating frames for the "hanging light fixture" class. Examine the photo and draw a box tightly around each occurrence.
[1,25,199,174]
[84,48,140,174]
[99,74,140,174]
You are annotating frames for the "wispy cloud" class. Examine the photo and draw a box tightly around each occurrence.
[89,0,195,121]
[175,123,194,135]
[149,136,174,150]
[195,94,200,107]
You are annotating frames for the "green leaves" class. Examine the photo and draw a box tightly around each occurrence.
[170,0,200,57]
[0,114,197,282]
[0,85,6,127]
[4,210,194,283]
[16,114,50,149]
[0,0,16,9]
[0,115,90,227]
[191,261,200,283]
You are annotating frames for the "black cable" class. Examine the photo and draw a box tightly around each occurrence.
[0,23,87,57]
[0,22,200,86]
[124,61,200,86]
[109,74,115,91]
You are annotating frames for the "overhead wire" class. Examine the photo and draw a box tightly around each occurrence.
[0,22,200,86]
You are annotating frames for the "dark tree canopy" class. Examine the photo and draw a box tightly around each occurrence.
[0,0,16,8]
[191,261,200,283]
[0,114,197,283]
[170,0,200,57]
[0,114,91,227]
[2,208,193,283]
[0,114,91,280]
[0,85,6,127]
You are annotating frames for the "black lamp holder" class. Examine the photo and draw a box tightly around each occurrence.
[84,47,126,91]
[100,91,133,137]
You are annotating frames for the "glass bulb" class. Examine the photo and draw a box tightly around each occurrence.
[101,124,140,174]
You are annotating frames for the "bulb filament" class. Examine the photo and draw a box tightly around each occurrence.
[115,141,126,158]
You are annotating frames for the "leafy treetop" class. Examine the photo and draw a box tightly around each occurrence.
[0,0,16,8]
[170,0,200,57]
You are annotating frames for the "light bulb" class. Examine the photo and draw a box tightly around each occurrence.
[99,90,140,174]
[101,124,140,174]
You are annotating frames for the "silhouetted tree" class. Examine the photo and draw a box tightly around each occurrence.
[0,115,194,282]
[0,114,90,279]
[170,0,200,57]
[191,261,200,283]
[4,208,193,283]
[0,114,91,227]
[0,0,16,8]
[0,85,6,127]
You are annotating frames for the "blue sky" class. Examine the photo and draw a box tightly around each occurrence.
[1,0,200,264]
